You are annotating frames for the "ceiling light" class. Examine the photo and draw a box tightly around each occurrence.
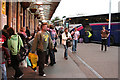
[39,7,44,11]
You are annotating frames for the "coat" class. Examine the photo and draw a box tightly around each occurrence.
[32,31,54,52]
[62,32,71,45]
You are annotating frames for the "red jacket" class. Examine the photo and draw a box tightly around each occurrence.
[1,46,11,64]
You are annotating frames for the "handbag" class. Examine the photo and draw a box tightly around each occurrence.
[17,36,26,62]
[66,39,72,47]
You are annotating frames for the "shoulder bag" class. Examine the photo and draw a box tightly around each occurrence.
[17,36,26,62]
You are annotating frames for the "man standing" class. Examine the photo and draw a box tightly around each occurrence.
[71,28,80,53]
[32,22,54,77]
[101,26,110,51]
[59,27,64,44]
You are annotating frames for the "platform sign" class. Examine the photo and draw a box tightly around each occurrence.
[2,0,6,15]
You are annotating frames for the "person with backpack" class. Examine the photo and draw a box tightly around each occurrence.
[101,26,110,51]
[7,27,24,79]
[32,22,54,77]
[71,28,80,53]
[62,28,72,60]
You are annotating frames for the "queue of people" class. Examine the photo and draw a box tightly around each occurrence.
[0,22,59,79]
[0,24,35,79]
[0,23,110,79]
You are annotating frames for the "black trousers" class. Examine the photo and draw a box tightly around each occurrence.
[60,36,62,44]
[101,39,107,51]
[11,55,23,77]
[37,50,47,75]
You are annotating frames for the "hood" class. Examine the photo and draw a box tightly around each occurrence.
[10,34,18,40]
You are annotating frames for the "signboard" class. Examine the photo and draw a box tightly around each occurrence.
[2,0,6,15]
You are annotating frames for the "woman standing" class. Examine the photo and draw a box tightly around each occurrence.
[7,27,24,79]
[101,26,110,51]
[62,28,72,60]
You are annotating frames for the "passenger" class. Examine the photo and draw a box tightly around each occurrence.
[7,27,24,79]
[85,30,92,43]
[71,27,80,53]
[62,28,72,60]
[32,22,54,77]
[19,27,32,46]
[45,24,57,66]
[1,25,11,67]
[59,27,64,44]
[101,26,110,51]
[0,32,11,80]
[18,27,27,45]
[2,25,9,48]
[26,26,30,37]
[20,27,27,38]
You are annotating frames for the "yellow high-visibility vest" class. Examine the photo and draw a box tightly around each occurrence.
[87,31,92,38]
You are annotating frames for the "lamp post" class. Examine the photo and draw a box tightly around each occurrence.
[108,0,111,47]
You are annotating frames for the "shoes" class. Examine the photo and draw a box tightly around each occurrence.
[12,74,24,79]
[54,62,56,64]
[43,74,46,77]
[18,74,24,79]
[64,57,68,60]
[11,76,15,78]
[49,63,54,66]
[49,62,56,66]
[39,73,46,77]
[35,70,37,72]
[44,64,48,67]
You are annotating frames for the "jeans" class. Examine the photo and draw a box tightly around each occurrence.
[64,45,68,58]
[1,64,7,80]
[45,49,55,65]
[37,50,47,75]
[101,39,107,51]
[72,40,78,52]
